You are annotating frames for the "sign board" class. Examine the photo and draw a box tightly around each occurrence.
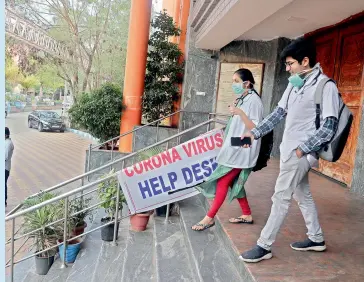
[117,129,224,214]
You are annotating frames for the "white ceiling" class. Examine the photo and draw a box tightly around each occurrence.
[236,0,364,41]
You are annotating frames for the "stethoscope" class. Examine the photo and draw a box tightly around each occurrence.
[234,89,257,107]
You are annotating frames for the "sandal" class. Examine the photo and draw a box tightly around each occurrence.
[229,217,254,224]
[191,222,215,231]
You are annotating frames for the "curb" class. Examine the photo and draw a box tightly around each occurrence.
[66,128,99,143]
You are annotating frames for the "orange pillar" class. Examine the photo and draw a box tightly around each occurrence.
[119,0,152,153]
[163,0,190,127]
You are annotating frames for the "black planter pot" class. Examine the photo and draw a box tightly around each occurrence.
[101,217,120,241]
[156,205,167,217]
[156,204,174,217]
[35,254,54,275]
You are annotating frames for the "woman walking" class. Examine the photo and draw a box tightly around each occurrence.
[192,68,263,231]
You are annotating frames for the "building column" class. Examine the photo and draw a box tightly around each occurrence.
[163,0,191,128]
[119,0,153,153]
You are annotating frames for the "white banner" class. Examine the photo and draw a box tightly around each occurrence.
[117,129,224,214]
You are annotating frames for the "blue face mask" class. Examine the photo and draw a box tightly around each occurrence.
[232,82,246,95]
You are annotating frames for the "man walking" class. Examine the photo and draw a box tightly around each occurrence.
[5,127,14,207]
[240,37,340,262]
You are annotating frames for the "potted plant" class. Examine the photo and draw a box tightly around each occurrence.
[69,197,93,237]
[68,83,126,150]
[142,11,184,124]
[57,237,83,264]
[97,170,126,241]
[56,200,84,264]
[130,210,154,232]
[22,192,63,275]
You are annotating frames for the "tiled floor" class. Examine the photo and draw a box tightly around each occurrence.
[212,159,364,282]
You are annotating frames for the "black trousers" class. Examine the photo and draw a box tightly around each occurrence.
[5,169,9,203]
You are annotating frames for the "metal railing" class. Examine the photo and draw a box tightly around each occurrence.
[85,110,229,177]
[5,116,229,282]
[4,110,227,208]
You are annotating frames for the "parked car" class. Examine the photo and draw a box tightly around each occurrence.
[28,111,65,132]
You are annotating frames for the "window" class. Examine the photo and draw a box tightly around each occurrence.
[40,112,60,119]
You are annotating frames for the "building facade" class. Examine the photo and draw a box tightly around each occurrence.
[119,0,364,195]
[180,0,364,194]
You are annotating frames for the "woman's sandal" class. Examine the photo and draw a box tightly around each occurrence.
[191,222,215,231]
[229,217,254,224]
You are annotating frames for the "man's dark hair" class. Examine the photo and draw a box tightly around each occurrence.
[5,127,10,137]
[234,68,255,88]
[280,37,317,68]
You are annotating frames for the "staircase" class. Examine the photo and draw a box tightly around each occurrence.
[12,195,251,282]
[6,111,253,282]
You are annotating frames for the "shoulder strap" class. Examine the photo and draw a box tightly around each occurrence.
[285,85,294,110]
[314,78,335,129]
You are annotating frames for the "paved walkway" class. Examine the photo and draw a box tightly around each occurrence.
[5,112,91,269]
[213,159,364,282]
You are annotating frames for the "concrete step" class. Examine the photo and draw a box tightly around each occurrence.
[154,215,196,282]
[179,195,245,282]
[10,196,253,282]
[120,217,156,282]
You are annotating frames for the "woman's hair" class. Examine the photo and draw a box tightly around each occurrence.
[234,68,255,88]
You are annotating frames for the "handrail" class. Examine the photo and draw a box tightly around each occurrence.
[23,111,229,201]
[90,109,183,150]
[5,118,226,222]
[90,110,229,149]
[5,117,228,281]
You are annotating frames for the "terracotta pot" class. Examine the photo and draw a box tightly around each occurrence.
[130,211,153,232]
[71,222,87,237]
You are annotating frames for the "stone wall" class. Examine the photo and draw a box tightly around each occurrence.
[132,125,179,151]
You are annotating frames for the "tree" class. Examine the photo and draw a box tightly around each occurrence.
[36,63,64,91]
[19,75,40,93]
[10,0,131,99]
[68,83,126,142]
[142,11,184,123]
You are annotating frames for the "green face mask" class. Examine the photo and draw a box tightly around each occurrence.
[288,73,305,88]
[232,82,246,95]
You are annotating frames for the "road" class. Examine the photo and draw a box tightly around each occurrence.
[5,111,91,209]
[5,111,92,267]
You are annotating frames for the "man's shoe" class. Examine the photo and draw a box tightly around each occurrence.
[239,245,272,263]
[290,238,326,252]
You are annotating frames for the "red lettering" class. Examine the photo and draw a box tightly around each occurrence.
[191,141,198,156]
[214,133,223,147]
[160,151,172,165]
[152,155,162,168]
[205,136,215,150]
[171,148,182,162]
[124,167,134,177]
[196,139,207,154]
[182,143,193,157]
[133,162,143,174]
[142,159,154,172]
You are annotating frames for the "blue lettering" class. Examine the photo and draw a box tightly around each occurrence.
[201,160,212,177]
[167,172,177,189]
[138,180,152,199]
[191,163,204,181]
[159,175,171,192]
[150,177,162,196]
[182,167,193,185]
[211,157,218,171]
